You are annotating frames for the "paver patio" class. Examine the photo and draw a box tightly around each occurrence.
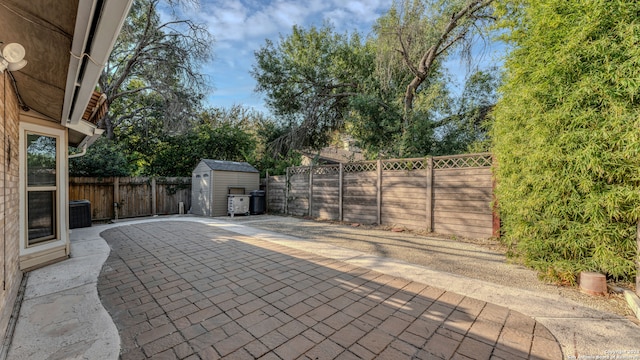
[97,221,562,359]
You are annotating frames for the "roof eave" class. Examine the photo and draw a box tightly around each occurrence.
[63,0,133,137]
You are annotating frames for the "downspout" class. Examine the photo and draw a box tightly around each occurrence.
[68,143,87,159]
[68,128,105,159]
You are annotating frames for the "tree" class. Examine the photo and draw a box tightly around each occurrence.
[69,138,131,177]
[346,86,405,158]
[98,0,213,139]
[144,105,297,177]
[435,68,499,154]
[373,0,495,152]
[147,122,256,176]
[492,1,640,283]
[346,69,453,157]
[251,4,498,159]
[252,24,369,154]
[346,64,498,158]
[244,115,303,177]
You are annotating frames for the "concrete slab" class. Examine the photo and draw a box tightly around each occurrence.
[8,283,119,360]
[7,226,119,360]
[24,254,108,299]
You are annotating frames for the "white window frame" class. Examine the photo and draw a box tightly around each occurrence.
[19,122,68,256]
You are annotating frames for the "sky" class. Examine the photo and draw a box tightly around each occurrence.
[178,0,502,114]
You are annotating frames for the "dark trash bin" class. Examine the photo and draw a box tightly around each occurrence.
[69,200,92,228]
[249,190,266,215]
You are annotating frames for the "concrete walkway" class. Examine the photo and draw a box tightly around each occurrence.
[6,221,120,359]
[5,216,640,359]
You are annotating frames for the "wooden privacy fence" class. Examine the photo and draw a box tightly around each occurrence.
[69,177,191,221]
[264,153,497,239]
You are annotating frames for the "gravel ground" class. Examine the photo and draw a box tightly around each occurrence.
[224,215,637,321]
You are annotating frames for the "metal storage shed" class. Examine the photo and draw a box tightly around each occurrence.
[191,160,260,216]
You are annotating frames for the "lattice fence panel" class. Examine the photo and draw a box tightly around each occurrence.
[344,162,377,173]
[289,166,311,175]
[382,158,426,171]
[433,154,492,169]
[313,165,340,175]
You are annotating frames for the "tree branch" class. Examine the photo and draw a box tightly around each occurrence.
[109,86,154,103]
[403,0,495,118]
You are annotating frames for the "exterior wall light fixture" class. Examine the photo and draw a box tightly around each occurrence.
[0,42,28,73]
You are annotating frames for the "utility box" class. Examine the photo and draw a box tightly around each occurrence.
[227,195,250,216]
[69,200,91,228]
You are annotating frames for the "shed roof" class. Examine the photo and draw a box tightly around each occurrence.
[200,159,259,173]
[300,147,365,165]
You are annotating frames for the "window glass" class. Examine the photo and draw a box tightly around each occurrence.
[27,191,56,243]
[27,134,56,186]
[26,133,58,245]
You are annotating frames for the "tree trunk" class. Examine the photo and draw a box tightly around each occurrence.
[400,0,494,128]
[98,114,116,140]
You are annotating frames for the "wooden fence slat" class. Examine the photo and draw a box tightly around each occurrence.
[376,160,382,226]
[86,155,496,239]
[114,177,119,220]
[152,178,157,215]
[69,176,191,221]
[267,153,494,239]
[309,164,313,217]
[285,168,289,215]
[339,163,343,222]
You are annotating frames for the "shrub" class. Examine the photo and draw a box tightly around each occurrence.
[492,0,640,283]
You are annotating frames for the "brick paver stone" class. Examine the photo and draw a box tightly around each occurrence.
[98,221,562,359]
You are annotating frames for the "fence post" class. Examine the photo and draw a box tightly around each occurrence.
[285,167,289,215]
[265,170,270,213]
[339,163,343,222]
[377,159,382,226]
[309,165,313,217]
[151,177,157,215]
[492,172,500,239]
[113,177,119,220]
[426,157,433,232]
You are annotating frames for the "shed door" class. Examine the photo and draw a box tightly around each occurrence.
[192,172,211,216]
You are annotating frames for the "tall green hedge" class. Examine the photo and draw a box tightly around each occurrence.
[492,1,640,283]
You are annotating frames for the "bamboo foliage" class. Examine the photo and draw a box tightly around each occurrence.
[492,1,640,283]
